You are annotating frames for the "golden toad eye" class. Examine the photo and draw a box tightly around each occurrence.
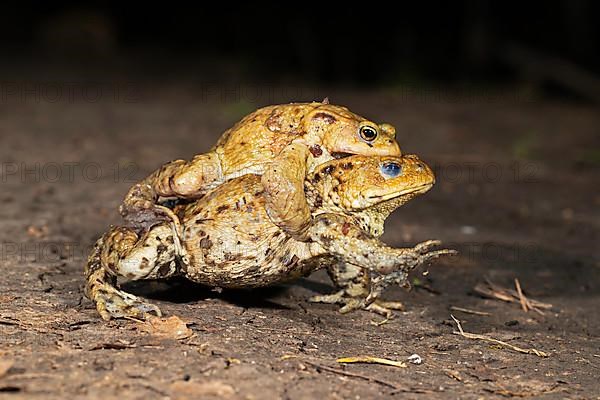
[359,125,378,142]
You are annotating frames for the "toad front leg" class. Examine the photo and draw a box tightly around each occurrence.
[84,224,180,320]
[309,214,456,276]
[120,153,223,230]
[309,262,405,318]
[261,143,313,241]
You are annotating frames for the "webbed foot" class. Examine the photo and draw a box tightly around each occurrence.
[412,240,457,263]
[309,291,403,318]
[367,243,457,301]
[364,300,405,318]
[93,285,162,321]
[309,290,362,312]
[120,202,179,232]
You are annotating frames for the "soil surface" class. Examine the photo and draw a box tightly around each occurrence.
[0,84,598,399]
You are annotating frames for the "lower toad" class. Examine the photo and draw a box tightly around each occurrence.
[85,154,454,320]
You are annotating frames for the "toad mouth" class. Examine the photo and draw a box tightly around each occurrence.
[367,183,433,201]
[331,152,354,159]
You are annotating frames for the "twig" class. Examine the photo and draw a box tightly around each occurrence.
[444,369,464,382]
[305,360,435,394]
[488,279,552,309]
[484,382,562,398]
[474,279,552,315]
[475,283,514,302]
[88,341,137,351]
[449,306,491,316]
[337,356,406,368]
[370,318,390,326]
[7,372,58,380]
[450,315,549,357]
[304,360,399,389]
[514,279,529,312]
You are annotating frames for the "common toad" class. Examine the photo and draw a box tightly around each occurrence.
[119,101,401,241]
[86,154,454,320]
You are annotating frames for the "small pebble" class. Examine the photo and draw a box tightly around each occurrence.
[407,354,422,365]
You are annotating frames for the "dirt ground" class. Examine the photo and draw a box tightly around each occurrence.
[0,83,598,399]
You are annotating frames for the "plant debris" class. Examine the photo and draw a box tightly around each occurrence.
[336,356,407,368]
[304,361,401,390]
[88,341,137,351]
[473,279,552,315]
[444,369,464,382]
[449,306,491,316]
[450,315,549,357]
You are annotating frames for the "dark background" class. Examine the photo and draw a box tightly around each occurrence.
[1,1,599,99]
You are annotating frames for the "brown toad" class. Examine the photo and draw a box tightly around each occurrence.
[120,101,401,241]
[86,154,454,320]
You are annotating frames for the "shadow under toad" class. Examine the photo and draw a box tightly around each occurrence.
[120,272,337,311]
[122,277,293,310]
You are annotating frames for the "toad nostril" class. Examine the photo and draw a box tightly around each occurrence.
[413,160,427,172]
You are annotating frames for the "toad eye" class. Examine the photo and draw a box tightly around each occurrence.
[380,162,402,178]
[359,125,378,142]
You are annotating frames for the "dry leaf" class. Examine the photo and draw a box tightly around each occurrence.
[139,316,193,340]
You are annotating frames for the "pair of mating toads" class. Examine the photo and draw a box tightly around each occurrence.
[85,100,455,320]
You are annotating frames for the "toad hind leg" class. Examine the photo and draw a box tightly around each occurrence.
[85,224,179,320]
[120,153,223,231]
